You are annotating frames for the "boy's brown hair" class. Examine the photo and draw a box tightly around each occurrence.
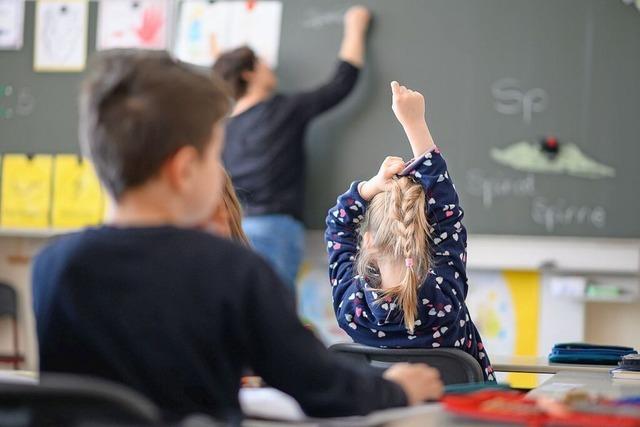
[212,46,257,100]
[79,49,231,200]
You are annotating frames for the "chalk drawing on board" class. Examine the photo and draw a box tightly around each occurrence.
[301,9,344,29]
[0,0,25,50]
[96,0,170,50]
[490,141,616,179]
[0,84,35,119]
[34,0,88,72]
[174,0,282,68]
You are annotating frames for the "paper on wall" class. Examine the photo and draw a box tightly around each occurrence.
[0,0,25,50]
[51,155,104,228]
[96,0,171,50]
[0,154,53,228]
[34,0,88,72]
[174,0,282,68]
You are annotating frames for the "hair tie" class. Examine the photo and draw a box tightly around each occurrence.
[405,257,414,268]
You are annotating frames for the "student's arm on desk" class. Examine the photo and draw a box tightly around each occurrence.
[241,261,408,417]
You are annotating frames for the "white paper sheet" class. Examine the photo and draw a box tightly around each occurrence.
[174,0,282,68]
[96,0,170,50]
[0,0,25,49]
[549,276,587,298]
[34,0,88,72]
[239,387,443,426]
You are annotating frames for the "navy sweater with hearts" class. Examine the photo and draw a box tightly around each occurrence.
[32,226,407,422]
[325,149,494,381]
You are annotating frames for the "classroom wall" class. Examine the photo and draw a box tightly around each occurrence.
[586,303,640,351]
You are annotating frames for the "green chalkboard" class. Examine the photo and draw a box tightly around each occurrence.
[1,0,639,237]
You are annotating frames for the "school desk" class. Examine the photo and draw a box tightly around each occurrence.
[491,355,617,374]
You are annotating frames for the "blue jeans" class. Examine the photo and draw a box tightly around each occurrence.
[242,214,305,295]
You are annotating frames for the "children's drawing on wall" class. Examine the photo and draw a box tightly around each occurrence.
[96,0,170,51]
[0,84,36,120]
[52,155,104,228]
[0,154,53,228]
[174,0,282,67]
[466,271,541,388]
[490,139,616,179]
[0,0,25,50]
[297,260,349,345]
[465,272,515,356]
[34,0,88,72]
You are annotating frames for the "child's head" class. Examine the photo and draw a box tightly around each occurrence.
[356,176,431,332]
[203,170,250,245]
[79,50,231,225]
[212,46,277,100]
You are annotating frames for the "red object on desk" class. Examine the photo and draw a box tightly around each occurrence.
[442,390,640,426]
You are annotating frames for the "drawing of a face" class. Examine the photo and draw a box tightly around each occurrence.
[42,5,82,63]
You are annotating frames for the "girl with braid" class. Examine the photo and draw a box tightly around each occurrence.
[325,81,494,381]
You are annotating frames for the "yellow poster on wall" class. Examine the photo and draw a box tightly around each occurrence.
[52,155,104,228]
[0,154,53,228]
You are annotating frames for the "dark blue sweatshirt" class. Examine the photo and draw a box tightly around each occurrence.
[223,60,360,221]
[325,149,495,381]
[32,226,406,422]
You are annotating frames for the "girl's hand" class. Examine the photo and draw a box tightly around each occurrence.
[391,81,426,129]
[391,81,436,157]
[358,156,405,201]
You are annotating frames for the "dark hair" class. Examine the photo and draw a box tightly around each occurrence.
[79,49,231,200]
[212,46,256,99]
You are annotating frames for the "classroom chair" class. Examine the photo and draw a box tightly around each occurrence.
[0,373,161,426]
[329,342,484,385]
[0,282,24,370]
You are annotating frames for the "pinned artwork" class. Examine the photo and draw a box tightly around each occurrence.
[0,0,25,50]
[174,0,282,67]
[96,0,170,50]
[0,154,53,228]
[34,0,88,72]
[51,155,104,228]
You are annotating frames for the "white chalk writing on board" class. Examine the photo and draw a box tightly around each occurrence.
[0,85,35,120]
[302,9,344,29]
[531,197,606,231]
[466,169,536,208]
[491,78,547,125]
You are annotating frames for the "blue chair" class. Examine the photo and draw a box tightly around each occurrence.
[329,342,484,385]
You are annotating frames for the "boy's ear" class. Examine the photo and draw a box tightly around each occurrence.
[164,145,200,192]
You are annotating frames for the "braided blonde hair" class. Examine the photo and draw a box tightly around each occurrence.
[355,176,431,332]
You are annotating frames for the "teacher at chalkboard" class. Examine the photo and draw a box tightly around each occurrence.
[213,6,371,294]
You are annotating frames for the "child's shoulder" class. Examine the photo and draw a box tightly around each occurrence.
[36,225,250,264]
